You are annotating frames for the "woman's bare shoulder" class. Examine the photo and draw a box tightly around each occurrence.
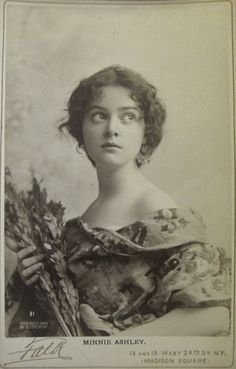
[137,184,177,215]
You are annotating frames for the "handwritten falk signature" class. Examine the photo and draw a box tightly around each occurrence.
[4,337,72,366]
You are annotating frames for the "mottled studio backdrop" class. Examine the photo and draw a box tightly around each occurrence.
[4,1,234,280]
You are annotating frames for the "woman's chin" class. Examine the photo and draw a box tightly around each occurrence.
[94,156,133,168]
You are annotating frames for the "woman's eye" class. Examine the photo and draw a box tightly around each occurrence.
[121,113,138,123]
[92,112,107,123]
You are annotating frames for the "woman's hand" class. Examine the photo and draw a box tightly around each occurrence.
[17,246,44,286]
[116,307,230,336]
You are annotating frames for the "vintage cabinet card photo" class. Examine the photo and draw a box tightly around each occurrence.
[0,0,235,368]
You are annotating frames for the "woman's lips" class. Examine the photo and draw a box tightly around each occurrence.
[101,142,122,149]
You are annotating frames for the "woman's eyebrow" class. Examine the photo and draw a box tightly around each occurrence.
[87,105,140,112]
[118,107,139,112]
[87,105,107,111]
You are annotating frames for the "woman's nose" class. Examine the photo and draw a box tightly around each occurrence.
[103,115,119,137]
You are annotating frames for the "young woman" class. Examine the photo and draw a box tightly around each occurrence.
[12,66,230,336]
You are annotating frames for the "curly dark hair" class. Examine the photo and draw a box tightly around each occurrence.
[59,65,166,167]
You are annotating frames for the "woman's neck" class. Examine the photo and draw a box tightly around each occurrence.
[96,161,145,199]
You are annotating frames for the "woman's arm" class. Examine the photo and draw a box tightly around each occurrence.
[117,307,230,336]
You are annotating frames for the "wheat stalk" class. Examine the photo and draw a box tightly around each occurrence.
[5,167,81,336]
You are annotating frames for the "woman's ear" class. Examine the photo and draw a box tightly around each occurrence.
[140,141,149,156]
[76,143,86,158]
[136,148,150,167]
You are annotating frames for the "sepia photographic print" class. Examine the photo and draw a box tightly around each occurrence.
[0,0,235,368]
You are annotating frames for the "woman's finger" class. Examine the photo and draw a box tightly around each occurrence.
[25,274,40,286]
[17,246,36,261]
[5,237,22,252]
[22,262,43,279]
[21,254,44,269]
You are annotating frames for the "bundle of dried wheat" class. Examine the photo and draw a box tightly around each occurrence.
[5,167,81,336]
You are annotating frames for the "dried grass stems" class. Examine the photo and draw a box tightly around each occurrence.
[5,167,81,336]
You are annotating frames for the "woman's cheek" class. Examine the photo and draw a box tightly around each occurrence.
[83,137,97,158]
[83,126,97,148]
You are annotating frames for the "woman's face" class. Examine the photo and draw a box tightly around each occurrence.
[82,85,145,168]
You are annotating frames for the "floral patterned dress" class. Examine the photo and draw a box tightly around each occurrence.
[6,208,231,336]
